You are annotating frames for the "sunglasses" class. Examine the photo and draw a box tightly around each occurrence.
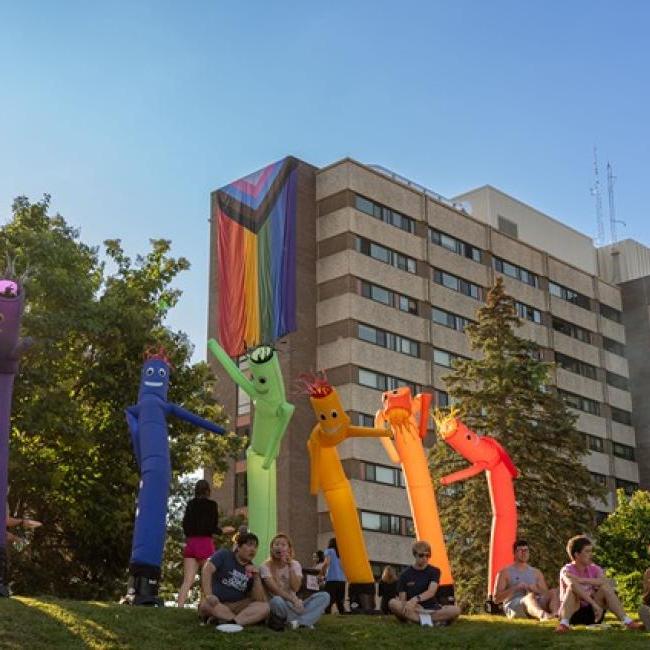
[416,553,431,558]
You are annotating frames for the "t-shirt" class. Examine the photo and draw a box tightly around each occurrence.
[209,548,254,602]
[260,560,303,594]
[182,497,220,538]
[324,548,346,582]
[397,565,441,610]
[559,562,603,606]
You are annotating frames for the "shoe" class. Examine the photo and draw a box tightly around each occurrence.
[639,605,650,630]
[554,623,570,633]
[624,620,644,631]
[288,620,300,631]
[215,623,243,633]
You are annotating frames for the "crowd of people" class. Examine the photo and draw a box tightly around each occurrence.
[174,479,648,634]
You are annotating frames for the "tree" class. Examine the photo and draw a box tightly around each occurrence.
[429,277,605,610]
[596,489,650,611]
[2,196,243,598]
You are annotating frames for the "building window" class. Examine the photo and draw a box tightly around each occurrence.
[493,257,539,288]
[433,269,483,300]
[358,323,420,358]
[615,478,638,496]
[355,413,375,427]
[555,352,599,380]
[552,317,593,344]
[559,390,601,416]
[603,337,625,357]
[584,433,605,453]
[360,280,418,315]
[515,301,542,324]
[434,389,450,407]
[605,371,629,392]
[433,348,467,369]
[358,368,420,395]
[610,407,632,426]
[590,472,608,487]
[360,510,414,536]
[548,281,591,310]
[356,237,417,274]
[363,462,405,488]
[498,215,519,238]
[234,472,247,508]
[354,194,416,234]
[432,307,473,332]
[429,228,482,263]
[612,442,635,461]
[599,303,622,323]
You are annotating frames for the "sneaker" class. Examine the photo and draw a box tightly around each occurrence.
[418,613,433,627]
[639,605,650,630]
[215,623,243,633]
[554,623,570,634]
[288,620,300,631]
[624,620,644,631]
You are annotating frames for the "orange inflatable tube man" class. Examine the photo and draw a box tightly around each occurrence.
[301,373,392,587]
[434,411,519,599]
[375,388,453,594]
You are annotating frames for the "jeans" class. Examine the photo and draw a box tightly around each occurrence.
[269,592,330,627]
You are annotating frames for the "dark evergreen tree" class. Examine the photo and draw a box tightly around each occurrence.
[430,277,604,610]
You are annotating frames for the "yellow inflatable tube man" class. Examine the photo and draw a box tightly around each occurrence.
[302,373,392,586]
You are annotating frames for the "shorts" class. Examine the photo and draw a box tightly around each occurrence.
[504,595,528,619]
[569,605,605,626]
[184,536,215,560]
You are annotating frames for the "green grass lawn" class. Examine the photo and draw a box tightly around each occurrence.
[0,597,648,649]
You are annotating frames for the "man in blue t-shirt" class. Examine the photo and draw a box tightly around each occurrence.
[199,531,270,627]
[389,541,461,626]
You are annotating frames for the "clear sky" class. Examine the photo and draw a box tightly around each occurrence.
[1,1,648,361]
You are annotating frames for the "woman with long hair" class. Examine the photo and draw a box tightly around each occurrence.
[322,537,346,614]
[260,533,330,629]
[177,479,232,607]
[378,565,398,614]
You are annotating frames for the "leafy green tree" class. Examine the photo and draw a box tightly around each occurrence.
[430,277,604,610]
[596,489,650,611]
[2,195,243,598]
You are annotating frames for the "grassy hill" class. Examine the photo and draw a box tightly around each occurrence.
[0,597,648,649]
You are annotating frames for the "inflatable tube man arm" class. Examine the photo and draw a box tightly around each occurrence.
[348,425,393,439]
[261,401,295,470]
[125,405,141,468]
[168,403,226,434]
[374,410,400,464]
[207,339,255,397]
[307,427,321,495]
[440,462,488,485]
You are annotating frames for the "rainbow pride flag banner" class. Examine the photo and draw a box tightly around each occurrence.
[212,157,298,357]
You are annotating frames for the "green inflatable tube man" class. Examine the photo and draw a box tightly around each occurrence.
[208,340,294,561]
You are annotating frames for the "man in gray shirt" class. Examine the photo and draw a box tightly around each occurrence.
[494,539,559,621]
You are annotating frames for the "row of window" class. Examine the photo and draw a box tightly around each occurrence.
[361,280,418,315]
[494,257,539,288]
[560,390,633,424]
[433,268,483,300]
[430,228,482,263]
[358,368,421,395]
[584,434,636,460]
[358,323,420,358]
[433,348,468,368]
[354,195,416,234]
[355,236,417,274]
[363,462,406,488]
[549,281,591,310]
[432,307,473,332]
[360,509,415,537]
[555,352,599,381]
[591,473,640,496]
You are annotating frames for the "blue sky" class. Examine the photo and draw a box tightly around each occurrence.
[1,1,648,361]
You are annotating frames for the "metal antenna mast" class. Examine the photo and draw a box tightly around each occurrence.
[591,147,605,245]
[607,161,625,243]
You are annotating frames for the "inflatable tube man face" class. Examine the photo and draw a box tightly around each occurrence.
[138,348,171,401]
[248,345,286,400]
[306,378,351,447]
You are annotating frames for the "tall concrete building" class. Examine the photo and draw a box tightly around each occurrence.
[598,239,650,490]
[208,157,640,570]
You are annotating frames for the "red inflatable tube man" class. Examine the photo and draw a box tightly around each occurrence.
[434,410,519,600]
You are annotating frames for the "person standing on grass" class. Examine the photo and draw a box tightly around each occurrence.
[388,540,461,626]
[639,544,650,629]
[177,479,234,608]
[555,535,644,633]
[261,533,330,630]
[198,531,270,628]
[322,537,346,614]
[494,539,559,621]
[378,565,399,615]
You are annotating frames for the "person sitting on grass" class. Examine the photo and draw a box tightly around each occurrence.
[261,533,330,630]
[494,539,559,621]
[388,540,461,627]
[555,534,644,633]
[198,531,270,631]
[378,565,399,615]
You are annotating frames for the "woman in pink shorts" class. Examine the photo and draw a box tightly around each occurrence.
[177,479,233,607]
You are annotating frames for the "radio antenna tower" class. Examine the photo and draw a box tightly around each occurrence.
[606,161,625,244]
[591,147,605,246]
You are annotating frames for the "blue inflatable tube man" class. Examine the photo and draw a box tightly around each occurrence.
[124,347,225,605]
